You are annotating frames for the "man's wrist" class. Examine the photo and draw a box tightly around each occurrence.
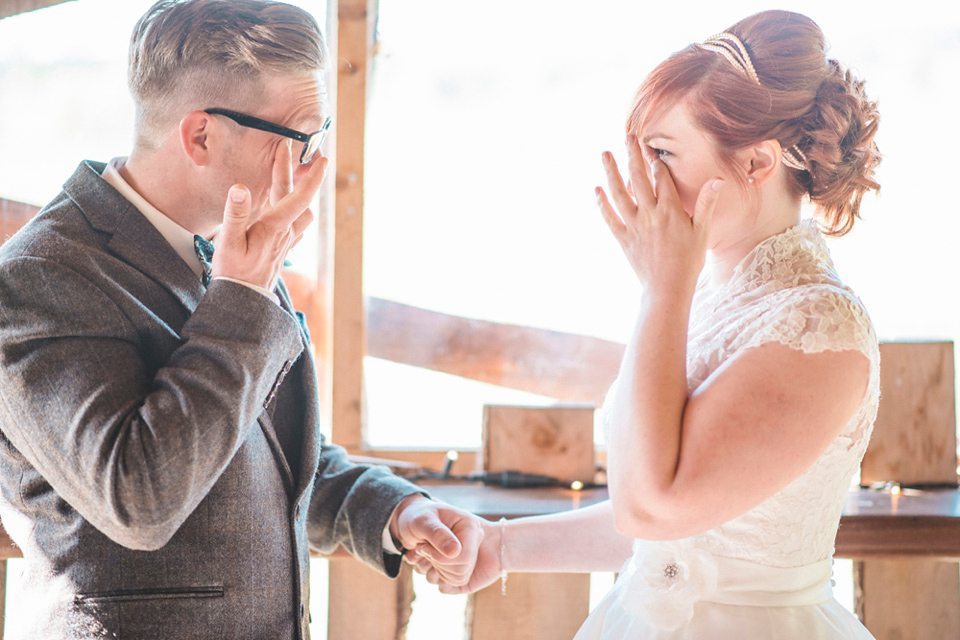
[386,494,430,553]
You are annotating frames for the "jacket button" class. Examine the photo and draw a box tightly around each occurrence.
[299,602,305,620]
[295,504,301,521]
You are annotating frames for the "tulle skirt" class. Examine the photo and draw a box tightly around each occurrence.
[575,551,875,640]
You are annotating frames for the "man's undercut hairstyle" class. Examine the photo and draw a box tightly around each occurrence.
[129,0,326,149]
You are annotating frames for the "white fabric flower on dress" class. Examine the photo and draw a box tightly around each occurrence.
[616,540,719,630]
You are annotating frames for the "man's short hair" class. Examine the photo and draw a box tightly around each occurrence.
[129,0,326,149]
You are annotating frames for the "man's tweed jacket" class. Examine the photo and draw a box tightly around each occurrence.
[0,161,421,639]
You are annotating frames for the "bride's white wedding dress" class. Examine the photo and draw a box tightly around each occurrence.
[576,221,878,639]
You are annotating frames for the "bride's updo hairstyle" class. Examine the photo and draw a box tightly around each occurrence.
[627,10,881,236]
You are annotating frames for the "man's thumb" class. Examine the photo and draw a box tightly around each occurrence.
[220,184,250,241]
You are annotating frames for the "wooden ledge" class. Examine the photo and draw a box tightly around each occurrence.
[0,486,956,562]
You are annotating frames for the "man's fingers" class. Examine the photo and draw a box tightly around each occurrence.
[423,519,462,558]
[263,155,328,230]
[270,140,294,206]
[218,184,251,249]
[290,206,315,241]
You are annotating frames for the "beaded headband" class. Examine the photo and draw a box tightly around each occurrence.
[701,32,808,172]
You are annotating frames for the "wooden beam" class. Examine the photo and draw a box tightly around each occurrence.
[367,298,623,406]
[0,0,74,20]
[856,342,960,638]
[325,0,377,450]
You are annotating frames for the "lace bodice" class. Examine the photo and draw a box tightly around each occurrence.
[607,220,880,568]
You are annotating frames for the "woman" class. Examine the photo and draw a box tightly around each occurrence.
[410,10,881,638]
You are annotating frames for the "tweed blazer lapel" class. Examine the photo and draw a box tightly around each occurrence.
[64,161,205,315]
[275,281,323,495]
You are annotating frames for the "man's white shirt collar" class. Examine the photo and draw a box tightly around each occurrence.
[102,157,207,279]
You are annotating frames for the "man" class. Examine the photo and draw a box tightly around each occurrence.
[0,1,480,638]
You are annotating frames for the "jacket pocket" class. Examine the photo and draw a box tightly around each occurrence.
[76,586,224,603]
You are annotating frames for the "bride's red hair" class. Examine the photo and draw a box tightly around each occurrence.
[627,10,881,236]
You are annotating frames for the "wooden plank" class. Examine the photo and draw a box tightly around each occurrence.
[325,0,376,452]
[482,405,596,485]
[856,559,960,638]
[327,558,414,640]
[862,342,957,484]
[367,298,623,406]
[467,407,593,639]
[0,0,73,20]
[837,488,960,560]
[0,558,6,637]
[467,573,590,640]
[856,341,960,639]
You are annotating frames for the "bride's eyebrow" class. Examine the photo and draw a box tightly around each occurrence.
[641,133,676,145]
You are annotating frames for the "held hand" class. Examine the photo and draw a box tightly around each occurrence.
[595,136,722,295]
[392,496,484,588]
[408,517,502,595]
[212,140,327,291]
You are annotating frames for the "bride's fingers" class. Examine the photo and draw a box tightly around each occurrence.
[601,152,637,219]
[595,187,628,241]
[641,145,684,212]
[625,136,657,211]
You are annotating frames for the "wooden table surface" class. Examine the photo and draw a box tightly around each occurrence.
[0,485,955,561]
[425,483,960,561]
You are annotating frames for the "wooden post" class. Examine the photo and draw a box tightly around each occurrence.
[323,2,416,639]
[855,342,960,638]
[467,405,595,640]
[325,0,377,451]
[327,558,415,640]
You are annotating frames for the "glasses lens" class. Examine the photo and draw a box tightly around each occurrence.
[300,117,332,164]
[301,136,320,164]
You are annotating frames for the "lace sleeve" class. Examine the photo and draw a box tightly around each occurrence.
[739,285,877,359]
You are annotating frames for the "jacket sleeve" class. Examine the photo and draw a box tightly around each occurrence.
[305,439,428,577]
[0,257,303,551]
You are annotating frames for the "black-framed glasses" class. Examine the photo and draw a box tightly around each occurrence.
[205,108,332,164]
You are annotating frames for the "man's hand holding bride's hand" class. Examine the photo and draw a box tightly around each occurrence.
[407,517,502,595]
[391,496,484,588]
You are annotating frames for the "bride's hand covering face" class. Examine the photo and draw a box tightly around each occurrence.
[595,109,724,297]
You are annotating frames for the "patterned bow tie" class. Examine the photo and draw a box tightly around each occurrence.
[193,235,215,287]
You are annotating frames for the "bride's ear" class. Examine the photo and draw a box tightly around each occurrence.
[740,140,780,186]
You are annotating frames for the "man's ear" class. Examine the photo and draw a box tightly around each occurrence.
[179,111,214,166]
[741,140,781,185]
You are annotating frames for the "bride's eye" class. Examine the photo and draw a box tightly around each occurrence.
[652,147,672,159]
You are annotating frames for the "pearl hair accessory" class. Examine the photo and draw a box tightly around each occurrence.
[701,32,760,85]
[701,32,808,173]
